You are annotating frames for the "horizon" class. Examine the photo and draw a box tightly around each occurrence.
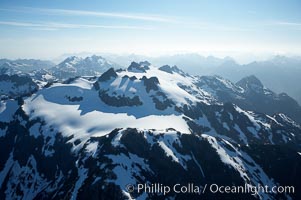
[2,51,301,65]
[1,0,301,63]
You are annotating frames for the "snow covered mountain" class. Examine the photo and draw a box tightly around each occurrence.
[0,62,300,199]
[0,59,54,75]
[28,68,56,82]
[106,54,301,105]
[0,55,119,82]
[197,75,301,124]
[0,59,56,84]
[0,74,38,99]
[50,55,120,80]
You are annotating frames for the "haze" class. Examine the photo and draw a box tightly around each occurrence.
[0,0,301,63]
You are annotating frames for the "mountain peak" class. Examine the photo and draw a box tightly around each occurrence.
[52,55,115,79]
[85,55,105,62]
[139,61,151,67]
[91,54,103,59]
[62,56,81,63]
[236,75,263,91]
[127,61,150,73]
[158,65,185,76]
[97,68,117,82]
[58,56,82,67]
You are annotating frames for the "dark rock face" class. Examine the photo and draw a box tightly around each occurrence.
[97,68,117,82]
[237,75,264,93]
[151,91,174,110]
[139,61,151,68]
[159,65,186,76]
[237,76,301,124]
[65,95,83,102]
[98,90,143,107]
[243,144,301,198]
[1,104,300,199]
[94,68,118,90]
[128,61,140,70]
[197,75,301,124]
[1,94,301,199]
[141,76,160,93]
[0,74,36,87]
[128,61,150,73]
[159,65,174,74]
[0,74,38,99]
[0,106,126,200]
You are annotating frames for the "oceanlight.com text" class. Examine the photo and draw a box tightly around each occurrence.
[126,183,295,196]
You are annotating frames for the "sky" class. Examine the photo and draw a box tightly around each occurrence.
[0,0,301,63]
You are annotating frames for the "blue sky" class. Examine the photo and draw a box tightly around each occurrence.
[0,0,301,62]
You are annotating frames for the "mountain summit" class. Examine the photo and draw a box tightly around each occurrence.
[51,55,118,79]
[237,75,264,93]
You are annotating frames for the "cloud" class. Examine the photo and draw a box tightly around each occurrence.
[273,21,301,26]
[268,20,301,30]
[0,21,43,27]
[176,20,253,32]
[0,21,154,30]
[0,7,177,23]
[0,7,252,32]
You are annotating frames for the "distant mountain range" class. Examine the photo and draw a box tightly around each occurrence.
[51,55,120,79]
[101,54,301,105]
[0,55,121,82]
[197,74,301,124]
[0,60,300,199]
[0,59,55,75]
